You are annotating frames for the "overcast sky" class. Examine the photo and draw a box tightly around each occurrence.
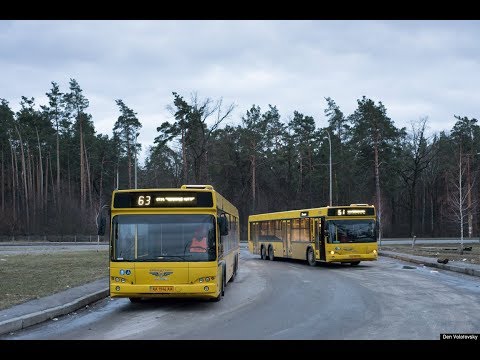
[1,20,479,163]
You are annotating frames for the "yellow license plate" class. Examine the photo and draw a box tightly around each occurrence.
[150,286,174,292]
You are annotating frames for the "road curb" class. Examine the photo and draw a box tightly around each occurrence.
[379,252,480,278]
[0,288,109,336]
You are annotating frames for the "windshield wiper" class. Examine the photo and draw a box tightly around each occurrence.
[156,255,191,260]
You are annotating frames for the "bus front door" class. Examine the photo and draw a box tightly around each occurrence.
[317,218,326,261]
[283,220,291,258]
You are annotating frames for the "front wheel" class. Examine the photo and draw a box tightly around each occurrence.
[212,273,225,302]
[307,248,316,266]
[350,261,361,266]
[129,297,142,303]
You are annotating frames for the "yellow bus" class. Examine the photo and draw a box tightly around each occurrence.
[248,204,377,266]
[97,185,240,302]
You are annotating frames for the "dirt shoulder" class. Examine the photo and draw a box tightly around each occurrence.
[379,243,480,264]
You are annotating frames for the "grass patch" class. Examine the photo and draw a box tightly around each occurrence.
[0,250,108,310]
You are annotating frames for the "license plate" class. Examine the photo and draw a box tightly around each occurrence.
[150,286,174,292]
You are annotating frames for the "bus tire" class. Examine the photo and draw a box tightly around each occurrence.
[230,255,237,282]
[268,245,274,261]
[307,247,316,266]
[212,289,222,302]
[261,246,266,260]
[350,261,360,266]
[212,271,225,302]
[221,267,226,296]
[129,297,142,303]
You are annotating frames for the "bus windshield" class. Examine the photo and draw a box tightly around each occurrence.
[326,219,376,243]
[112,214,216,262]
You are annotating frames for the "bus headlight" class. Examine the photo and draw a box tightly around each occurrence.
[373,249,377,254]
[204,286,209,291]
[205,277,210,282]
[115,286,120,291]
[330,251,335,255]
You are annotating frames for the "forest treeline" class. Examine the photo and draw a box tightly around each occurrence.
[1,79,479,240]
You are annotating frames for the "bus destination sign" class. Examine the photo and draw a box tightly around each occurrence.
[113,191,213,208]
[327,207,375,216]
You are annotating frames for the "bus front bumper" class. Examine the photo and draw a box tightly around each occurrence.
[110,283,219,299]
[327,253,378,262]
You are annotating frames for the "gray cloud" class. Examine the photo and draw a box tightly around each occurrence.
[1,20,479,163]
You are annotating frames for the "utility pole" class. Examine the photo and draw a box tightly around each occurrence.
[324,129,332,206]
[134,133,139,189]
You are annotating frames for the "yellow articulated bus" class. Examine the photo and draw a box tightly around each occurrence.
[248,204,378,266]
[97,185,240,302]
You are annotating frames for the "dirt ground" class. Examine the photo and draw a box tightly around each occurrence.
[380,243,480,264]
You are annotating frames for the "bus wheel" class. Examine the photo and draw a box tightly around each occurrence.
[261,246,266,260]
[212,273,225,302]
[268,245,274,261]
[212,288,222,302]
[221,268,226,296]
[307,248,316,266]
[350,261,360,266]
[230,256,237,282]
[129,297,142,303]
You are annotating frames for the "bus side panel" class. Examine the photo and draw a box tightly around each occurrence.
[290,241,308,261]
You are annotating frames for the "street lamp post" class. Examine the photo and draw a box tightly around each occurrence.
[134,132,139,189]
[324,129,332,206]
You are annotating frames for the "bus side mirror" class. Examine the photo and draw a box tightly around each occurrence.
[218,215,229,236]
[96,205,110,236]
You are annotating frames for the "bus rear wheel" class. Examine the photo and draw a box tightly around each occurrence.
[230,256,238,282]
[261,246,266,260]
[350,261,360,266]
[307,248,316,266]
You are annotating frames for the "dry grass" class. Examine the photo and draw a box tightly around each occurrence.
[0,250,108,310]
[380,243,480,265]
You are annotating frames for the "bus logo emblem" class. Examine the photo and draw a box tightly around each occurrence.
[150,270,173,280]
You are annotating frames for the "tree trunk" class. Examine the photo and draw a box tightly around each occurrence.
[127,135,132,188]
[467,155,472,238]
[15,125,30,230]
[84,144,92,209]
[459,154,464,255]
[36,128,44,213]
[80,115,85,211]
[1,150,4,213]
[182,128,187,184]
[374,129,382,244]
[49,153,56,212]
[430,191,434,236]
[251,154,256,213]
[45,154,49,218]
[56,120,60,203]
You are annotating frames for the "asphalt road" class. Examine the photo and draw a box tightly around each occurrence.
[4,245,480,340]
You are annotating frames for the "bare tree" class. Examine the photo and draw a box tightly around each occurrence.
[449,151,478,254]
